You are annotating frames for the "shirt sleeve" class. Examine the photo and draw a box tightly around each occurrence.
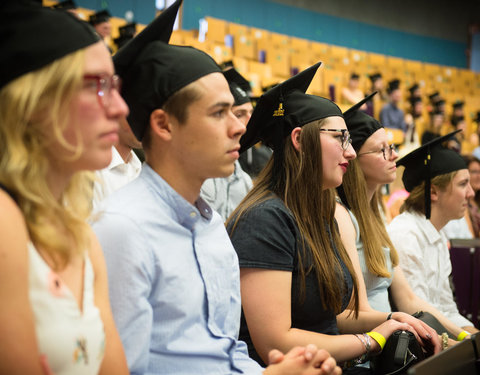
[228,200,297,271]
[387,223,431,301]
[93,212,154,375]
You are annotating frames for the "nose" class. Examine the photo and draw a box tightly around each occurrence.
[467,183,475,199]
[229,111,246,139]
[390,147,399,161]
[343,142,356,160]
[107,89,129,119]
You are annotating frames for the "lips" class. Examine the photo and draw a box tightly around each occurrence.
[340,162,349,172]
[227,145,241,159]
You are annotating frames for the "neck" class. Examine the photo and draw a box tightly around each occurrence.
[366,181,377,202]
[46,164,72,201]
[427,206,449,231]
[146,154,202,205]
[115,143,132,163]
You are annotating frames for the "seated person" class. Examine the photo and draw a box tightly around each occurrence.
[387,132,479,334]
[341,73,366,109]
[421,109,444,145]
[93,3,341,374]
[227,68,439,374]
[336,100,473,345]
[380,79,412,136]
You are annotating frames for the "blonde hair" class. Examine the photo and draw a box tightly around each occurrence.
[340,159,399,278]
[228,119,359,316]
[0,49,95,270]
[401,171,457,214]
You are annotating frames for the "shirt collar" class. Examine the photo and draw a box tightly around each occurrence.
[409,210,444,245]
[141,164,213,230]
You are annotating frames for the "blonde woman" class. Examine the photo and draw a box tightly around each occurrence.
[0,2,129,374]
[335,104,475,345]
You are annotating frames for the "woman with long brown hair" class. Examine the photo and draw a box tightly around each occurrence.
[227,66,438,374]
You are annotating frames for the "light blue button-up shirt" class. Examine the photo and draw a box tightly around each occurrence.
[93,165,263,375]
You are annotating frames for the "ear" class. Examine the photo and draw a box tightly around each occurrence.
[430,184,439,202]
[150,109,172,141]
[290,127,302,151]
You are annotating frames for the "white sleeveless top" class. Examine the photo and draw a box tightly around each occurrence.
[28,243,105,374]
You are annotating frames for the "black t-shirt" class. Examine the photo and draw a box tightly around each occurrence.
[228,197,353,366]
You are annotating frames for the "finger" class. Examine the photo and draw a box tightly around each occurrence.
[267,349,284,365]
[303,343,318,361]
[318,356,336,373]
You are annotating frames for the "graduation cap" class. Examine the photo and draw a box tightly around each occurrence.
[434,98,446,109]
[343,92,380,152]
[387,79,400,94]
[369,73,382,83]
[118,22,137,37]
[224,69,250,106]
[241,62,343,189]
[0,0,99,90]
[241,62,343,153]
[223,67,251,95]
[52,0,76,10]
[453,100,464,110]
[408,83,419,95]
[112,1,212,143]
[89,9,111,25]
[113,0,181,77]
[428,91,440,103]
[451,115,465,127]
[350,72,360,80]
[396,130,466,219]
[410,96,422,105]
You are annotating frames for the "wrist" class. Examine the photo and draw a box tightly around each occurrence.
[457,331,469,341]
[386,312,393,321]
[367,331,386,353]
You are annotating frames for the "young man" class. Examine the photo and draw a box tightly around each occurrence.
[93,2,341,374]
[380,79,412,135]
[388,131,479,335]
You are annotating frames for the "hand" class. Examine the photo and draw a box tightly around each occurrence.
[390,312,441,354]
[369,318,420,355]
[264,345,342,375]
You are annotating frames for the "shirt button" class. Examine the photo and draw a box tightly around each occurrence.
[190,212,197,218]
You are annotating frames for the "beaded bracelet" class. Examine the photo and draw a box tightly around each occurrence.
[457,330,469,341]
[367,331,386,351]
[351,333,371,365]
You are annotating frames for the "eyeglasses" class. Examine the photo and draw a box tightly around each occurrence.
[358,144,396,161]
[319,128,352,150]
[83,74,121,108]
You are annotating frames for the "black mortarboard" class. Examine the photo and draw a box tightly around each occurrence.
[241,62,343,153]
[453,100,464,110]
[52,0,77,10]
[89,9,111,25]
[434,98,445,109]
[350,72,360,80]
[122,44,220,141]
[343,92,381,152]
[451,115,465,127]
[223,67,251,94]
[475,111,480,124]
[119,22,137,37]
[113,0,181,77]
[387,79,400,94]
[408,83,419,94]
[224,69,250,107]
[410,96,422,105]
[0,0,99,90]
[428,91,440,103]
[396,130,466,218]
[369,73,382,83]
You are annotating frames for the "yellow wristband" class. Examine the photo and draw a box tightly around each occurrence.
[457,331,469,341]
[367,331,386,351]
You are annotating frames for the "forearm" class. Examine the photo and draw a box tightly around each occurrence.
[259,328,369,363]
[337,309,388,334]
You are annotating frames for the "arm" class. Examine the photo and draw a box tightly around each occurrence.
[93,214,154,374]
[240,267,421,363]
[0,192,46,374]
[389,265,472,338]
[334,203,375,313]
[88,229,129,375]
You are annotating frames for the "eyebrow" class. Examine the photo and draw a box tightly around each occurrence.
[208,102,233,111]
